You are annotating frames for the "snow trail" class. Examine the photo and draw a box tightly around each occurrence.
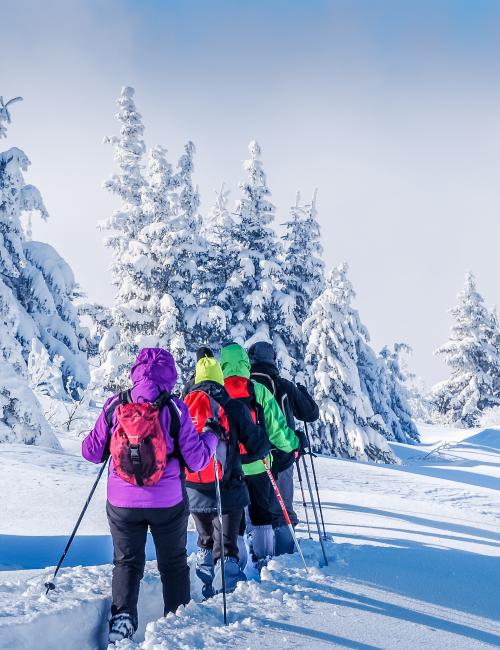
[1,425,499,648]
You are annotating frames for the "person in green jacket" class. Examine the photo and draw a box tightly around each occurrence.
[220,343,298,566]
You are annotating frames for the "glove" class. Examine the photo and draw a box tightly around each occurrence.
[295,428,308,455]
[203,418,224,439]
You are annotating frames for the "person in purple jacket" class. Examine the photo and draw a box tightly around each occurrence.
[82,348,218,644]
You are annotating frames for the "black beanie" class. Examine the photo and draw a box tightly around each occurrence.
[196,346,214,361]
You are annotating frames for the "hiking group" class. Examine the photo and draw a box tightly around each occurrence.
[81,341,319,644]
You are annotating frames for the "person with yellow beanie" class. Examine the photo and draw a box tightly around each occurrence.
[184,347,268,597]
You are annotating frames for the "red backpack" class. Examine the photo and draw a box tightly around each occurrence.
[105,390,180,487]
[184,389,229,485]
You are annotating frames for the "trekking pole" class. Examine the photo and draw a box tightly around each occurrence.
[295,456,312,540]
[304,422,327,540]
[213,450,228,625]
[301,455,328,566]
[262,458,308,572]
[44,457,109,595]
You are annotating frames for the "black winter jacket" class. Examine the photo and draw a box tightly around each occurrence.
[250,360,319,472]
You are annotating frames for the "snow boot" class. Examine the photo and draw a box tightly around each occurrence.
[196,547,215,599]
[108,613,135,644]
[251,524,274,568]
[274,524,295,556]
[237,534,248,570]
[213,556,247,594]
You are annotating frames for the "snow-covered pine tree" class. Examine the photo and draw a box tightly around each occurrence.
[281,190,325,381]
[376,343,420,442]
[353,303,420,443]
[138,144,188,369]
[0,97,89,396]
[0,98,60,448]
[171,141,223,372]
[97,86,154,391]
[303,263,396,462]
[432,272,500,426]
[193,183,239,352]
[230,141,295,375]
[0,283,59,447]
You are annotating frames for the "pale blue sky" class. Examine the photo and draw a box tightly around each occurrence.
[2,0,500,384]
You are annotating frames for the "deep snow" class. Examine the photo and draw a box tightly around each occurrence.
[1,424,499,649]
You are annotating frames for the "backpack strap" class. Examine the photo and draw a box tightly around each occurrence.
[164,397,185,471]
[251,371,276,396]
[247,379,266,429]
[104,389,131,430]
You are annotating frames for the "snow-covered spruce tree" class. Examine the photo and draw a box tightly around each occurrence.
[368,342,420,443]
[353,301,420,444]
[0,284,59,447]
[194,183,239,352]
[0,97,89,396]
[432,272,500,426]
[171,141,224,372]
[139,144,189,370]
[303,263,396,462]
[0,99,60,447]
[281,190,325,380]
[97,86,155,392]
[230,141,295,375]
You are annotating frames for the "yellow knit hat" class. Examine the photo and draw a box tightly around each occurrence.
[194,355,225,386]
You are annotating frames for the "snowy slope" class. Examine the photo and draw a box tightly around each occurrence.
[0,425,499,649]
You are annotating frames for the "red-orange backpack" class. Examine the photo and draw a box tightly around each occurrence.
[105,390,180,487]
[184,388,229,485]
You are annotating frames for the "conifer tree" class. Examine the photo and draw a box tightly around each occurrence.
[378,343,421,442]
[281,190,325,379]
[96,86,152,391]
[0,96,88,395]
[139,144,188,371]
[230,141,294,374]
[432,272,500,426]
[303,264,396,462]
[0,98,64,447]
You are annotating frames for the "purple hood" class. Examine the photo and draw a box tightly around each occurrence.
[82,348,218,508]
[129,348,177,402]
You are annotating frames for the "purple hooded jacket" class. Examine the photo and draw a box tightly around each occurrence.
[82,348,218,508]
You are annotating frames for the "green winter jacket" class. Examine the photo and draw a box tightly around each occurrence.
[220,343,299,475]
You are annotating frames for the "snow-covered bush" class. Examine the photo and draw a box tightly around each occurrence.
[303,264,396,463]
[432,272,500,427]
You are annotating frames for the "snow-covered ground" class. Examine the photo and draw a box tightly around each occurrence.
[1,424,499,649]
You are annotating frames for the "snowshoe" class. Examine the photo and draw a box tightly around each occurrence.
[213,556,247,594]
[274,524,295,556]
[196,547,215,599]
[254,555,273,573]
[237,534,248,570]
[108,613,135,644]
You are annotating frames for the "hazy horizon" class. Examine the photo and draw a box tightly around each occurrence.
[2,0,500,386]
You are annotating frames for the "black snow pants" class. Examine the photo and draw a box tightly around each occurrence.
[106,497,190,629]
[244,472,273,525]
[191,509,244,561]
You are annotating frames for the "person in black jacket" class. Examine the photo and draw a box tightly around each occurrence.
[248,341,319,555]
